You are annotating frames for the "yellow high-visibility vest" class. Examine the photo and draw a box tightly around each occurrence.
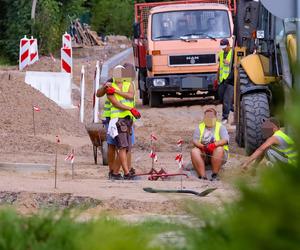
[101,98,112,119]
[272,130,297,165]
[219,49,233,83]
[110,81,134,119]
[199,121,229,152]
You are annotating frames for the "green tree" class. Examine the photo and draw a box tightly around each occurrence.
[91,0,134,37]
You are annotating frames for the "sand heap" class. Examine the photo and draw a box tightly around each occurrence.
[0,71,86,154]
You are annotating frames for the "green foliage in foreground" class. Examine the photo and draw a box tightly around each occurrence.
[0,163,299,250]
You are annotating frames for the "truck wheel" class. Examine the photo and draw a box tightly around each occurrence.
[101,141,108,166]
[242,93,270,155]
[149,92,162,107]
[141,90,149,105]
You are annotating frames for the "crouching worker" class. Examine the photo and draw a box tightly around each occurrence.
[191,108,229,181]
[107,65,141,180]
[242,118,297,170]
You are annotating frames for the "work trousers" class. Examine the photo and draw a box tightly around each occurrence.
[218,82,234,120]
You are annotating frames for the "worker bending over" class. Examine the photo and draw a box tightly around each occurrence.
[191,108,229,181]
[242,118,297,170]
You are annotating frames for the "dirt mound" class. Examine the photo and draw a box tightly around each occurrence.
[25,56,60,72]
[0,71,86,153]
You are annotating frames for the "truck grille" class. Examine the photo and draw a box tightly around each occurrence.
[169,54,216,66]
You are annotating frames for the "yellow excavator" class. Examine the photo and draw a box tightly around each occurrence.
[234,0,299,155]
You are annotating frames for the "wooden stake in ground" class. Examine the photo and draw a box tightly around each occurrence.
[32,105,40,136]
[54,135,60,189]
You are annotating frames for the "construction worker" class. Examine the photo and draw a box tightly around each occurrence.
[215,38,234,124]
[107,66,141,180]
[191,108,229,181]
[242,118,297,170]
[96,77,119,178]
[96,64,137,179]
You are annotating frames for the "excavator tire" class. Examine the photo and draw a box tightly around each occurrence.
[242,92,270,155]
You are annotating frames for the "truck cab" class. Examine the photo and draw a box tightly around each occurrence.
[133,1,235,107]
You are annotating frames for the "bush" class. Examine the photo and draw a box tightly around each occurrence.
[0,0,86,63]
[90,0,134,37]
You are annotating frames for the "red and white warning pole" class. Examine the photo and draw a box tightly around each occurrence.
[19,36,30,70]
[29,36,39,65]
[62,32,72,49]
[93,61,101,123]
[61,46,72,75]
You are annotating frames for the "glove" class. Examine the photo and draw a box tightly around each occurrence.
[106,87,115,95]
[206,143,217,154]
[130,108,141,119]
[213,79,218,91]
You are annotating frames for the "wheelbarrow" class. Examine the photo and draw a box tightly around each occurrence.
[85,122,108,165]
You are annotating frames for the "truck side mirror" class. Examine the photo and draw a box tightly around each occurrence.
[133,22,141,39]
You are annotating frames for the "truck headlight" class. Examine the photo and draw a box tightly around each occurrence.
[153,79,166,87]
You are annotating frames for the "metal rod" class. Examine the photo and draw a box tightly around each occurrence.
[54,145,58,189]
[71,149,75,179]
[32,106,36,136]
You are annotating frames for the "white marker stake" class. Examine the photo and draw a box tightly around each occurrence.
[93,61,100,123]
[80,66,85,123]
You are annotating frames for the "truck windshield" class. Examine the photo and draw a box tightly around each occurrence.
[152,10,231,41]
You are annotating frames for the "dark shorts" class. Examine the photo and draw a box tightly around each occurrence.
[115,117,133,150]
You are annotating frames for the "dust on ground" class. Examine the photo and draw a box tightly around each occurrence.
[0,41,247,218]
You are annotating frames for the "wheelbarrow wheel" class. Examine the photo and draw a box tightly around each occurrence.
[101,141,108,166]
[93,145,98,164]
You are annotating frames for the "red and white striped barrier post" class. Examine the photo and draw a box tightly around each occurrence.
[93,61,101,123]
[62,32,72,49]
[80,66,85,123]
[61,46,72,75]
[29,36,39,65]
[175,138,184,190]
[19,36,30,70]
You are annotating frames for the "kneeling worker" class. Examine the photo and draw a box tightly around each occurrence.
[191,108,229,181]
[242,118,297,170]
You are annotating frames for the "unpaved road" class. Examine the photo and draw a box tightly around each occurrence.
[0,46,247,217]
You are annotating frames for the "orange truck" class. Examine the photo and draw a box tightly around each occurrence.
[133,0,236,107]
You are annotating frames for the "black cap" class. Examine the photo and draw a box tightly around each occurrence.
[220,38,229,46]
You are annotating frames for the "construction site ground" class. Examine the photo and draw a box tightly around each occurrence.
[0,43,247,220]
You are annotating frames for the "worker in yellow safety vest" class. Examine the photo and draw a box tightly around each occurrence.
[106,65,141,180]
[215,38,234,125]
[191,108,230,181]
[242,117,298,170]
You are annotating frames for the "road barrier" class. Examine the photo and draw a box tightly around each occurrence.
[19,36,30,70]
[61,47,72,74]
[25,71,73,108]
[62,32,72,49]
[29,36,39,65]
[80,66,86,123]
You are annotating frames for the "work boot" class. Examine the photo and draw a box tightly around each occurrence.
[129,168,136,175]
[210,173,220,181]
[123,173,134,180]
[198,176,208,180]
[110,173,123,180]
